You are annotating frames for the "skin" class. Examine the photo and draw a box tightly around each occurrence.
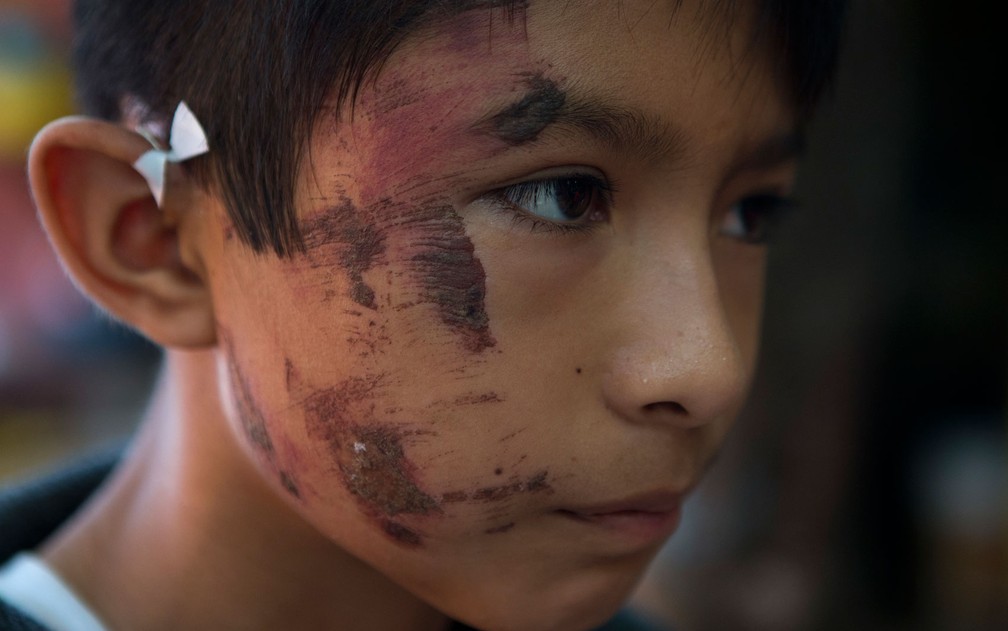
[31,1,800,630]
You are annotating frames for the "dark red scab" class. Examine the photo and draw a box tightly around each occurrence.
[222,334,308,502]
[441,491,469,503]
[223,338,275,456]
[382,520,423,547]
[284,359,297,391]
[524,470,550,492]
[406,204,496,353]
[485,522,515,535]
[498,428,527,443]
[301,200,386,310]
[342,425,441,516]
[441,470,552,504]
[373,77,413,114]
[453,392,504,406]
[486,73,566,145]
[279,471,301,499]
[301,195,495,355]
[302,378,441,546]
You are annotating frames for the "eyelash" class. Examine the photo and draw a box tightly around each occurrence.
[483,175,794,243]
[486,174,615,235]
[719,193,797,245]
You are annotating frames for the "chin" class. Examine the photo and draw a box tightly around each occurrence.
[455,598,623,631]
[442,562,647,631]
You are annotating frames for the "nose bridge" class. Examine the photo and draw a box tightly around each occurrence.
[603,234,749,429]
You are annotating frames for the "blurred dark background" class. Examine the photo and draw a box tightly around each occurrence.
[1,1,1005,630]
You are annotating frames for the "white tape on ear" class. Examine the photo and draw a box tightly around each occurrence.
[132,101,209,207]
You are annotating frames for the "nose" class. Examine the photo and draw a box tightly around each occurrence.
[600,242,751,430]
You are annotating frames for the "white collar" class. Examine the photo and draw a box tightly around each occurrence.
[0,553,108,631]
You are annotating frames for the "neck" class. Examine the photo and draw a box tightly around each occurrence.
[42,349,448,631]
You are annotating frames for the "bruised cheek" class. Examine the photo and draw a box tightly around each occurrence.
[299,372,441,548]
[267,26,565,546]
[275,190,557,547]
[299,197,496,354]
[296,369,553,549]
[400,203,496,353]
[280,199,476,545]
[220,330,304,501]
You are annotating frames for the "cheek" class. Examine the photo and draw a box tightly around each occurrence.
[297,370,441,548]
[298,197,497,355]
[216,328,307,501]
[215,191,563,550]
[713,242,767,371]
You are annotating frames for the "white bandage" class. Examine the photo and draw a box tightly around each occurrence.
[132,101,209,207]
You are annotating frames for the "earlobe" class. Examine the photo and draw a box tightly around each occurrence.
[28,117,217,348]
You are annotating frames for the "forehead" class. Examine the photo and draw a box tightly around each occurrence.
[304,0,791,208]
[398,0,775,100]
[371,0,783,137]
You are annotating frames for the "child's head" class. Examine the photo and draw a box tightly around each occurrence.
[69,0,844,256]
[30,1,844,629]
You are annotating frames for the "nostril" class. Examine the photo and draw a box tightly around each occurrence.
[643,401,687,416]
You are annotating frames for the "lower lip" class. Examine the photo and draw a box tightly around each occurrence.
[556,506,682,544]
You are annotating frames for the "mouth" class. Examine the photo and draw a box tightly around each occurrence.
[556,492,684,544]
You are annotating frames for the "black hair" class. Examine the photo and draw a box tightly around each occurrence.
[72,0,846,257]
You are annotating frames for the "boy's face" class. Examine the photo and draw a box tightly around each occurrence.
[201,1,796,628]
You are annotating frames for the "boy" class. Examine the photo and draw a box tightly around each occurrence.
[0,1,845,629]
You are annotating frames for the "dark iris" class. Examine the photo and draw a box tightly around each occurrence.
[493,173,611,232]
[733,194,794,244]
[553,178,594,220]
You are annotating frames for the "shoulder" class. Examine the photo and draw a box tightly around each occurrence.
[450,609,671,631]
[0,446,120,565]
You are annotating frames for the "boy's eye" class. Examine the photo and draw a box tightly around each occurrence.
[490,175,611,232]
[719,194,795,245]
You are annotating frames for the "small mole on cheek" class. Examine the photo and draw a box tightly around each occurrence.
[494,468,503,476]
[575,367,582,374]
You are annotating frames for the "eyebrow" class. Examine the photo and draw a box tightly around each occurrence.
[482,75,567,145]
[473,80,804,171]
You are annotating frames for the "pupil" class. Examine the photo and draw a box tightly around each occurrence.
[557,179,591,219]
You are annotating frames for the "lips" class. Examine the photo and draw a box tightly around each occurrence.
[557,491,685,543]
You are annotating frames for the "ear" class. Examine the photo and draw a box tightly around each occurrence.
[28,116,217,348]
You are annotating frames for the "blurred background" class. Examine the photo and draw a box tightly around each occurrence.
[0,0,159,486]
[1,1,1004,630]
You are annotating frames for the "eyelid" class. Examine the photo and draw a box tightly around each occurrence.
[480,164,613,193]
[477,167,617,236]
[718,193,798,244]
